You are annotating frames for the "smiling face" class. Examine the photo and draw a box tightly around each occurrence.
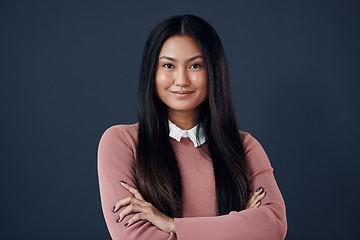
[155,35,208,120]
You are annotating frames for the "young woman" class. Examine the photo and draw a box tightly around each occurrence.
[98,15,287,239]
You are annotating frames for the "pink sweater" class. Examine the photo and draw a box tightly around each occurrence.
[97,123,287,240]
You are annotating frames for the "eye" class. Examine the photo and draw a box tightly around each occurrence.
[189,64,201,69]
[162,64,174,69]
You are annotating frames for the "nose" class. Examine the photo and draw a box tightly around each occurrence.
[174,68,190,87]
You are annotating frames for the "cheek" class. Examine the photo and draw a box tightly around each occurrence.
[200,73,208,90]
[155,70,173,90]
[191,72,208,92]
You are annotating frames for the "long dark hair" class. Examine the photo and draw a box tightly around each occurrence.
[136,15,249,218]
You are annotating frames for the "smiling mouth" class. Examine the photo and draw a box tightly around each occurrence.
[170,91,194,97]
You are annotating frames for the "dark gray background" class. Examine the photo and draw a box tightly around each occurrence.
[1,0,359,239]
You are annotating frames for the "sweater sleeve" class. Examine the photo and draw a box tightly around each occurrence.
[97,126,177,240]
[173,132,287,240]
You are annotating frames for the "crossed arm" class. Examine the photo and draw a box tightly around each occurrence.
[112,181,266,233]
[98,125,287,240]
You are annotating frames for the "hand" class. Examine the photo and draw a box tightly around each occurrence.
[112,181,176,233]
[246,186,266,209]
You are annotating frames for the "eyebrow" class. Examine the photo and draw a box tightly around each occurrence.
[159,55,204,63]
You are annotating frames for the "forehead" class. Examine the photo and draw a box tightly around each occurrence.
[158,35,202,58]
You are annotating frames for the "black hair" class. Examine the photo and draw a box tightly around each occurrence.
[136,14,249,217]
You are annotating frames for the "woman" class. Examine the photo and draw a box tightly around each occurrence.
[98,15,287,240]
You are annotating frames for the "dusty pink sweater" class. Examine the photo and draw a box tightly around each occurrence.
[97,123,287,240]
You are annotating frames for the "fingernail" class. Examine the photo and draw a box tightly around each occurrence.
[112,206,115,212]
[116,216,120,222]
[260,190,265,195]
[256,200,261,205]
[120,180,127,184]
[256,187,262,192]
[124,222,129,227]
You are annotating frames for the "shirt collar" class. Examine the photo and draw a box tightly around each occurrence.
[168,120,206,148]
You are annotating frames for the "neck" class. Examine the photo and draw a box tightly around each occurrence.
[168,108,200,130]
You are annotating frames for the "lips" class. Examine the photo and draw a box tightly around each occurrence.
[170,90,194,97]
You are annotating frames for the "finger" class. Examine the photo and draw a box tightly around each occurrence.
[249,187,263,200]
[246,190,260,208]
[113,196,143,213]
[117,203,143,223]
[253,191,266,202]
[246,202,253,209]
[246,187,266,209]
[257,190,266,200]
[248,191,257,201]
[246,199,257,209]
[113,196,133,213]
[253,187,265,199]
[120,181,145,201]
[124,212,144,227]
[248,198,258,209]
[255,186,263,194]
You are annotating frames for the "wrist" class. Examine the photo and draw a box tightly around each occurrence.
[170,218,176,233]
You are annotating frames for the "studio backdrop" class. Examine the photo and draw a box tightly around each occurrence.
[1,0,359,239]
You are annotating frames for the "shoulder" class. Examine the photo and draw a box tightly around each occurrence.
[100,123,139,142]
[103,123,139,135]
[238,130,259,153]
[238,130,272,172]
[98,123,139,155]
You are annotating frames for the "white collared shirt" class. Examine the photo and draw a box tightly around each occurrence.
[168,120,206,148]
